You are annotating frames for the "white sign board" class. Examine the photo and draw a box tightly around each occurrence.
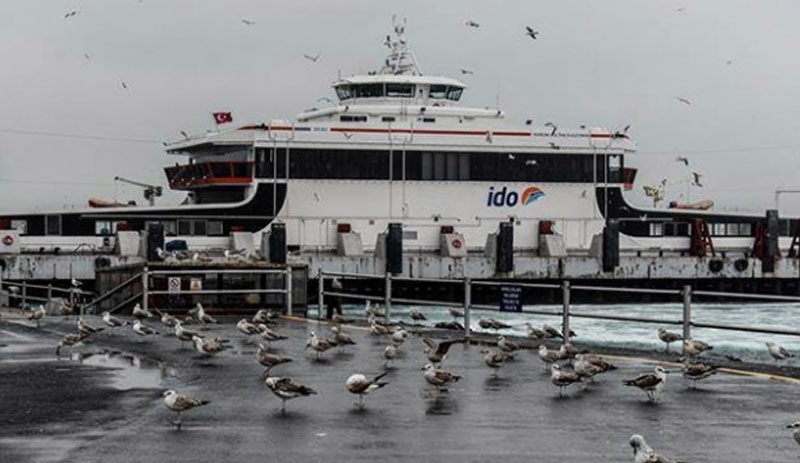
[168,277,181,294]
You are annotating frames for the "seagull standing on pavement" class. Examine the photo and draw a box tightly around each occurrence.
[766,341,794,364]
[27,305,46,328]
[255,343,292,376]
[550,363,582,397]
[409,307,427,321]
[683,339,713,359]
[497,335,520,355]
[346,372,389,407]
[78,317,104,336]
[102,311,127,327]
[682,362,719,388]
[422,363,461,391]
[482,349,510,377]
[629,434,684,463]
[132,320,158,337]
[264,375,317,413]
[132,303,153,319]
[237,319,261,337]
[383,344,398,368]
[658,328,683,353]
[305,331,332,360]
[192,335,224,357]
[623,366,667,403]
[162,389,210,430]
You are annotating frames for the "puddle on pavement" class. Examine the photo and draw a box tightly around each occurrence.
[0,437,84,463]
[75,351,167,390]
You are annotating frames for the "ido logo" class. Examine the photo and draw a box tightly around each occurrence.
[487,186,545,207]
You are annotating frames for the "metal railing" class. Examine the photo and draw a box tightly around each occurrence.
[316,270,800,343]
[142,266,295,315]
[0,278,94,313]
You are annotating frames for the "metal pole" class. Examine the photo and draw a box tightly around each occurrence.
[22,282,28,309]
[47,284,52,309]
[463,277,472,339]
[285,266,293,316]
[562,280,571,344]
[317,269,324,321]
[682,285,692,343]
[142,266,149,314]
[385,272,392,324]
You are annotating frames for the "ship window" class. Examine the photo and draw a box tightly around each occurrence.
[459,153,470,180]
[354,84,384,98]
[433,153,446,180]
[194,220,207,236]
[95,221,113,236]
[726,223,740,236]
[208,221,223,236]
[335,85,353,100]
[446,86,463,101]
[386,83,414,97]
[45,215,61,236]
[402,230,418,240]
[421,152,433,179]
[446,153,459,180]
[649,223,663,237]
[11,220,27,235]
[382,116,396,122]
[429,85,447,99]
[420,117,436,123]
[712,223,726,236]
[740,223,752,236]
[340,115,368,122]
[178,220,192,235]
[164,221,177,236]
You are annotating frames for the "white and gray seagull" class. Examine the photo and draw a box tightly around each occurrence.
[629,434,685,463]
[786,421,800,447]
[550,363,582,397]
[346,372,389,407]
[766,340,794,364]
[658,328,683,353]
[102,311,127,327]
[623,365,667,404]
[264,375,317,413]
[162,389,210,430]
[421,336,466,366]
[422,363,461,391]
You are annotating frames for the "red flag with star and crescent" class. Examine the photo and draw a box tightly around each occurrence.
[212,111,233,125]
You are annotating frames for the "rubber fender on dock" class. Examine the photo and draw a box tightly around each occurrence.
[94,256,111,269]
[708,258,724,273]
[733,258,749,272]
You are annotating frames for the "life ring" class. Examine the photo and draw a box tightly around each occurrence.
[451,238,463,249]
[94,256,111,269]
[733,258,749,272]
[1,235,13,246]
[708,259,724,273]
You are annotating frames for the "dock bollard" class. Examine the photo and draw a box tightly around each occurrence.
[682,285,692,344]
[463,277,471,339]
[562,280,571,345]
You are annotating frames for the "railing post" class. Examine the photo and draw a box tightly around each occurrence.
[562,280,571,344]
[22,283,28,310]
[47,284,53,310]
[384,272,392,324]
[682,285,692,343]
[285,266,293,316]
[463,277,472,339]
[317,269,324,321]
[142,266,149,315]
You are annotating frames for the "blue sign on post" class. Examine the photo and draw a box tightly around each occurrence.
[499,285,522,312]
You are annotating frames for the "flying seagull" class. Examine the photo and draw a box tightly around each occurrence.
[674,156,689,166]
[623,365,667,403]
[691,172,703,187]
[180,130,189,139]
[121,82,129,90]
[241,19,255,26]
[346,372,389,407]
[162,389,210,430]
[422,337,466,366]
[303,54,320,62]
[674,96,692,105]
[525,26,539,40]
[544,122,557,136]
[64,11,79,19]
[465,20,480,28]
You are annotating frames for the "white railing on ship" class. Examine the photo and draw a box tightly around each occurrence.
[316,269,800,342]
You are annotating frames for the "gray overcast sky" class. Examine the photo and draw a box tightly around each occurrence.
[1,0,800,215]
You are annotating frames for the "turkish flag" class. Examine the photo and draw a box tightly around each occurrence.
[212,111,233,124]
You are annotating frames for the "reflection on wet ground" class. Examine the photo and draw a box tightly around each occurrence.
[76,351,169,390]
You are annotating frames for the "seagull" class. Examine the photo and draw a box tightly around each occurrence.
[421,337,466,366]
[409,307,427,321]
[64,11,79,19]
[538,345,561,366]
[766,341,794,363]
[623,365,667,403]
[159,311,179,328]
[252,309,278,325]
[341,132,353,140]
[683,339,713,359]
[574,353,616,381]
[132,320,158,337]
[195,303,219,324]
[674,156,689,166]
[391,327,409,345]
[264,375,317,413]
[179,130,189,139]
[346,372,389,407]
[525,323,547,339]
[102,311,127,327]
[174,321,202,348]
[459,69,474,75]
[674,96,692,105]
[241,19,255,26]
[257,324,288,344]
[132,303,153,319]
[77,317,104,336]
[629,434,683,463]
[329,326,356,350]
[383,344,398,367]
[482,349,510,376]
[497,335,520,355]
[121,82,128,90]
[465,20,480,28]
[192,335,224,357]
[56,332,87,357]
[478,318,512,331]
[331,313,354,325]
[370,320,390,336]
[256,343,292,376]
[558,342,583,360]
[550,363,582,397]
[449,307,465,320]
[525,26,539,40]
[71,278,82,288]
[27,305,46,328]
[548,142,560,150]
[303,54,320,62]
[658,328,683,353]
[542,323,564,339]
[544,122,557,136]
[305,331,333,359]
[422,363,461,391]
[682,362,719,388]
[162,389,209,431]
[691,172,703,187]
[787,422,800,446]
[237,319,261,336]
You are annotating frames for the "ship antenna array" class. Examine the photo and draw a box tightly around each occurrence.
[381,15,423,76]
[113,176,163,206]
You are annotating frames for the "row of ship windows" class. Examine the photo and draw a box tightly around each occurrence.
[340,115,435,123]
[255,148,622,183]
[19,218,226,236]
[649,222,754,237]
[335,84,464,101]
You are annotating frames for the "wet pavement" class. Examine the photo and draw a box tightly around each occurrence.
[1,312,800,462]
